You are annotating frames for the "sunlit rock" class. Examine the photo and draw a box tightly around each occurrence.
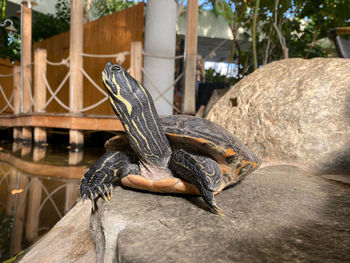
[207,58,350,174]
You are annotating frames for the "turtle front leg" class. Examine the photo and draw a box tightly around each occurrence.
[169,149,224,214]
[80,150,140,204]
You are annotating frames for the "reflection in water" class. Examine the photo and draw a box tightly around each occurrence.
[0,142,101,261]
[33,147,47,162]
[21,145,32,157]
[12,142,21,153]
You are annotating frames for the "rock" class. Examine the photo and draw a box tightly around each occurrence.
[206,58,350,174]
[204,88,229,117]
[91,165,350,263]
[18,200,96,263]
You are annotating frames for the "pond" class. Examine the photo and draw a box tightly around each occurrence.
[0,133,107,261]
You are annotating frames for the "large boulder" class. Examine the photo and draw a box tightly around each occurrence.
[206,58,350,174]
[16,165,350,262]
[90,165,350,263]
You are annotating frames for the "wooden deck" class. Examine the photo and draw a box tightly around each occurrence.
[0,113,124,131]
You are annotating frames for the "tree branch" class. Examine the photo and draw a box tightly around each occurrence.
[84,0,92,22]
[263,22,273,65]
[303,25,321,59]
[252,0,260,70]
[273,0,288,59]
[176,0,185,20]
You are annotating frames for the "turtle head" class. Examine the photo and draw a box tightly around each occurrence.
[102,62,145,119]
[102,61,154,121]
[102,62,140,103]
[102,62,171,166]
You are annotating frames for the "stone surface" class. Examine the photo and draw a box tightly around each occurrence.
[91,165,350,263]
[18,200,96,263]
[204,88,229,117]
[206,58,350,174]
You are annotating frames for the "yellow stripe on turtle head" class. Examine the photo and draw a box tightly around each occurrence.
[103,78,113,94]
[111,75,133,115]
[109,97,117,110]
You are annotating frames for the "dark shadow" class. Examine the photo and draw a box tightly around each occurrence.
[221,174,350,263]
[319,90,350,175]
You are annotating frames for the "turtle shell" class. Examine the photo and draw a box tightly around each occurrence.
[160,115,260,164]
[105,115,260,175]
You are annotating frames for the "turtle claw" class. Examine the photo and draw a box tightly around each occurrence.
[107,187,114,200]
[110,186,114,199]
[199,186,224,215]
[211,202,224,216]
[91,199,95,211]
[102,192,108,202]
[204,193,224,215]
[80,177,114,204]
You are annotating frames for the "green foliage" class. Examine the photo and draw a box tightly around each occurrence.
[294,0,350,38]
[0,18,20,61]
[2,251,23,263]
[202,0,350,82]
[213,0,234,22]
[0,213,14,261]
[32,0,70,42]
[0,0,70,61]
[205,68,227,82]
[32,13,70,42]
[1,0,6,20]
[55,0,70,25]
[91,0,135,18]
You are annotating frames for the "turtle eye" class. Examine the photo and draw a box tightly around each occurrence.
[111,65,122,72]
[225,154,239,164]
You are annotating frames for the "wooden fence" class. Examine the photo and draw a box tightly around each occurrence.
[0,3,189,147]
[0,4,144,147]
[0,58,20,114]
[32,3,144,115]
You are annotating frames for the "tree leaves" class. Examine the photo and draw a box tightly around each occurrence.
[91,0,135,18]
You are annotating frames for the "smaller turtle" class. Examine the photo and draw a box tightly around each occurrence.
[80,62,261,213]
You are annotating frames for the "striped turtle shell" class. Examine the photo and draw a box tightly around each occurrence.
[105,115,260,183]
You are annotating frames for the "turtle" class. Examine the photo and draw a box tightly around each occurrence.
[80,62,261,214]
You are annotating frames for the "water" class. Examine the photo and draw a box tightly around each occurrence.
[0,135,106,261]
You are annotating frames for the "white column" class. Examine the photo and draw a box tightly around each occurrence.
[143,0,177,115]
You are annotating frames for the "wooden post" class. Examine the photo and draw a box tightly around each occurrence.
[69,0,84,149]
[64,184,79,213]
[183,0,198,115]
[13,66,21,142]
[21,144,32,157]
[34,48,47,145]
[67,149,82,212]
[21,3,33,143]
[12,173,29,255]
[26,177,42,242]
[6,168,17,216]
[68,150,83,165]
[12,142,22,152]
[22,127,32,145]
[33,146,47,162]
[130,41,143,83]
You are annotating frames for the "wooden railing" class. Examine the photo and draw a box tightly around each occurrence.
[0,41,143,146]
